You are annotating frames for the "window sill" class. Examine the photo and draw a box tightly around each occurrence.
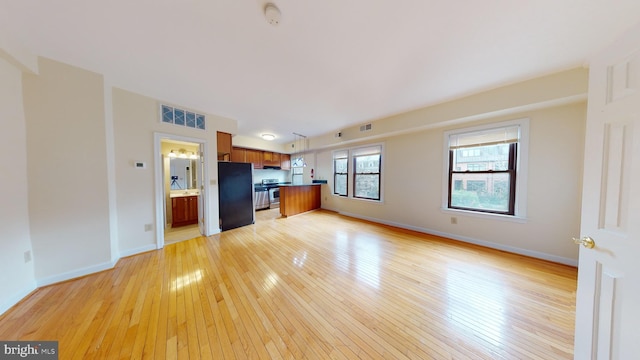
[332,194,384,204]
[440,208,527,223]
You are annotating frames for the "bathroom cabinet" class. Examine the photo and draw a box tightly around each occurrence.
[171,195,198,227]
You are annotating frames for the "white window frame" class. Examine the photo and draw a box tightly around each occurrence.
[332,143,384,202]
[442,118,529,222]
[333,150,349,196]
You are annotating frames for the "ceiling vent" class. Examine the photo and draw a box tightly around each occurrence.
[359,123,372,132]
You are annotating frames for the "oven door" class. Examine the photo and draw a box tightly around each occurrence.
[268,187,280,208]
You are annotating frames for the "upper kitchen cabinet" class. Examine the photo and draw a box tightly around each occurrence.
[217,132,232,161]
[280,154,291,170]
[231,147,245,162]
[231,146,289,170]
[263,151,281,167]
[245,148,263,169]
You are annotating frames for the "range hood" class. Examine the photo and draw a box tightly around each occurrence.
[262,165,281,170]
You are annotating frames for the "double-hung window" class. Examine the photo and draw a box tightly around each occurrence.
[353,147,381,200]
[332,144,383,201]
[445,119,528,216]
[333,150,348,196]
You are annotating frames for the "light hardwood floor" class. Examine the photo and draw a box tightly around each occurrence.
[165,224,202,244]
[0,209,577,359]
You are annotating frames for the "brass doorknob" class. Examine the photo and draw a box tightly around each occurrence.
[573,236,595,249]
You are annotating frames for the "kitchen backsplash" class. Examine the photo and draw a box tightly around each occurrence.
[253,169,290,184]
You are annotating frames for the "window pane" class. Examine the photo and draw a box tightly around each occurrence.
[335,174,347,195]
[355,174,379,199]
[335,158,348,173]
[162,105,174,123]
[292,174,303,185]
[186,112,196,128]
[355,155,380,173]
[450,172,511,212]
[174,109,185,126]
[452,144,509,172]
[196,114,206,129]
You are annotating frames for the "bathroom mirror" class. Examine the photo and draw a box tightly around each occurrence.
[169,158,198,190]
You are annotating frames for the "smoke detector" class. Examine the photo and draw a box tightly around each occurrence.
[264,3,281,26]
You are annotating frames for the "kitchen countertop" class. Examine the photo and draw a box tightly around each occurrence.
[278,180,327,187]
[278,183,322,187]
[169,192,200,198]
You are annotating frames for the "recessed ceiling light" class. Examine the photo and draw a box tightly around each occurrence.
[261,134,276,141]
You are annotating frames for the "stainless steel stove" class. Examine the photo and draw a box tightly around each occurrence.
[262,179,280,209]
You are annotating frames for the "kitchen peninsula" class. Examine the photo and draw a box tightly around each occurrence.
[279,183,323,217]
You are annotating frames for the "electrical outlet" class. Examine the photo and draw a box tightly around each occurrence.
[24,250,32,263]
[144,223,153,232]
[450,217,458,225]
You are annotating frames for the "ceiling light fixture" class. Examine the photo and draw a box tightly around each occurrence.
[264,3,281,26]
[292,132,307,167]
[261,133,276,141]
[169,148,197,159]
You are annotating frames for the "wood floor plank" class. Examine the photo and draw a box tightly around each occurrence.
[0,209,578,359]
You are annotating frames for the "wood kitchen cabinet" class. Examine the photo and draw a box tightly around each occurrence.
[279,185,321,217]
[280,154,291,170]
[263,151,281,167]
[172,196,198,227]
[245,148,263,169]
[231,146,290,170]
[217,132,232,161]
[231,147,245,162]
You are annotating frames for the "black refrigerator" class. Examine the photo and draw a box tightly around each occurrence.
[218,162,255,231]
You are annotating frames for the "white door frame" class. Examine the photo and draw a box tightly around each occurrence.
[153,132,210,249]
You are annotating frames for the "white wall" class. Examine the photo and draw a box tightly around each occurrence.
[308,68,588,150]
[317,103,585,264]
[233,134,290,153]
[112,88,237,254]
[0,57,37,314]
[22,57,114,284]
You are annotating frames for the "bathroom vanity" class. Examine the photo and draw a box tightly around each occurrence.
[171,194,198,227]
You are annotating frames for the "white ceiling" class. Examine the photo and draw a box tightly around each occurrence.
[3,0,640,144]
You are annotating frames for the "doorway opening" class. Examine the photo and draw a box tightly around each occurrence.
[154,133,209,248]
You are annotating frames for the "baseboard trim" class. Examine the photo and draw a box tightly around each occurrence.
[338,211,578,267]
[0,282,37,316]
[10,244,159,313]
[36,260,118,287]
[119,244,157,258]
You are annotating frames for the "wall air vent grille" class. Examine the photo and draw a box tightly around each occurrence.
[360,123,372,132]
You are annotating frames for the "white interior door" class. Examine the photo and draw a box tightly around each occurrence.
[574,23,640,359]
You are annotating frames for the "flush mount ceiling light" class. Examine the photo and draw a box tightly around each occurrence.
[264,3,281,26]
[261,133,276,141]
